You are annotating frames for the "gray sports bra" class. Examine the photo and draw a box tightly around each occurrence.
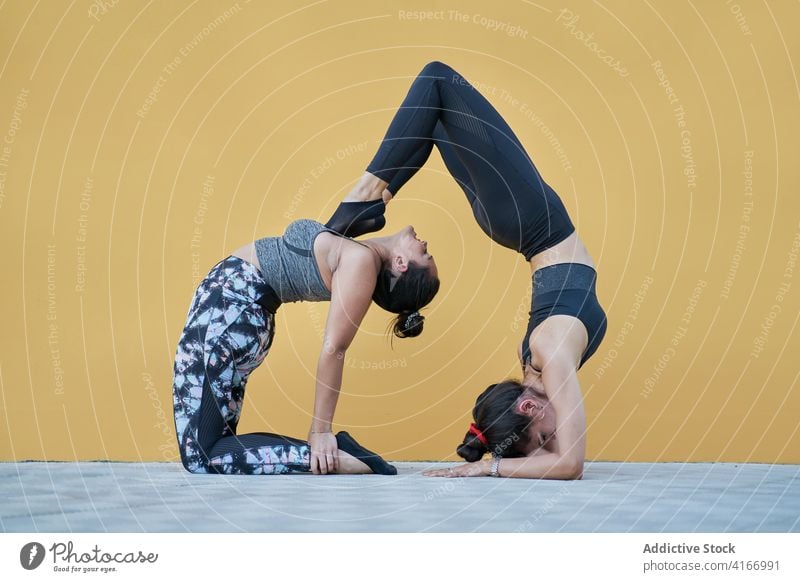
[253,219,368,305]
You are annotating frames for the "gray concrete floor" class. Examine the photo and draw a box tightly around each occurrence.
[1,462,798,532]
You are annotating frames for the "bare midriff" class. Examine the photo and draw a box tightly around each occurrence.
[529,230,595,274]
[231,242,260,270]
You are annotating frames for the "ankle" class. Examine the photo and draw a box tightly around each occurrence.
[345,185,383,202]
[345,173,389,202]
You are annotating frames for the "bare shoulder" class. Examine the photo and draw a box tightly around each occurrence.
[335,239,379,272]
[316,232,379,284]
[328,239,380,311]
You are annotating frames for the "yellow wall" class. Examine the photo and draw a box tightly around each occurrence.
[1,0,798,463]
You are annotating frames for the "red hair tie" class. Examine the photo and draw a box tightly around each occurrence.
[468,422,488,446]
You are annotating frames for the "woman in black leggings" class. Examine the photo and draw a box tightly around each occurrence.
[327,61,607,479]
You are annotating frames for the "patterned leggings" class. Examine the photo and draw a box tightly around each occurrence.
[172,256,311,474]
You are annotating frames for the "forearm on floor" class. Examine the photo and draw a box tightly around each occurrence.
[495,452,584,480]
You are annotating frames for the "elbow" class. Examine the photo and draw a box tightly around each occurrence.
[562,458,584,480]
[321,340,349,361]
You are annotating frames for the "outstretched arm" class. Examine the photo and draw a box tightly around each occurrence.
[309,247,378,474]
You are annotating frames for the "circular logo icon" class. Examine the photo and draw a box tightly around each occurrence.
[20,542,46,570]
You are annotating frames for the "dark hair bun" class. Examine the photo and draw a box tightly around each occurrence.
[393,310,425,338]
[456,430,488,462]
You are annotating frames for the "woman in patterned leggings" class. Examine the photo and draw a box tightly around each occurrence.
[172,218,439,476]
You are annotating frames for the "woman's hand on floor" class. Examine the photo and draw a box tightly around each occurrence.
[308,432,339,474]
[423,461,488,478]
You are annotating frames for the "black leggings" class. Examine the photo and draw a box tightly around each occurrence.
[366,60,575,260]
